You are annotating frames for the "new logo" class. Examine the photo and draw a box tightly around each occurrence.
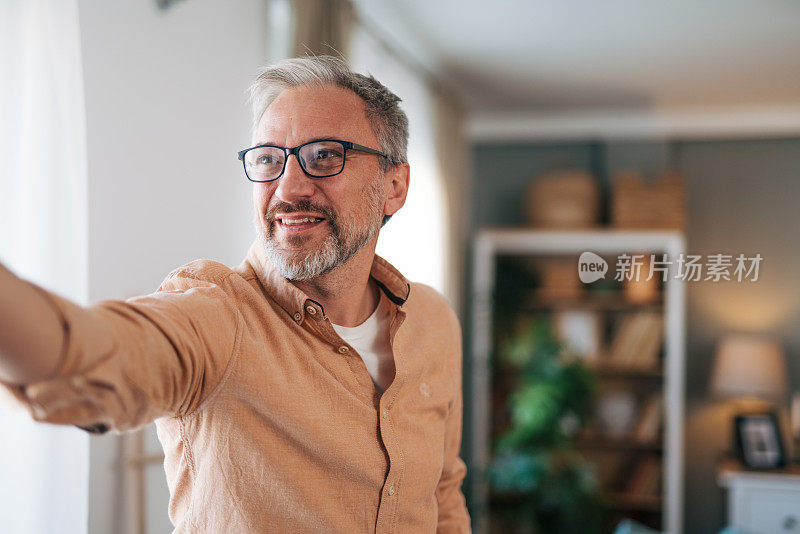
[578,252,608,283]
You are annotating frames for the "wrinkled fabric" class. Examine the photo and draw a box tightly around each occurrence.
[1,239,471,533]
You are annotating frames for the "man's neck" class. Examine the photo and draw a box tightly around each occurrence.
[289,242,380,327]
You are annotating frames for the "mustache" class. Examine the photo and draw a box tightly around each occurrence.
[265,200,337,223]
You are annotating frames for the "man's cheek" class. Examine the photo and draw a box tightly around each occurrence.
[253,184,271,209]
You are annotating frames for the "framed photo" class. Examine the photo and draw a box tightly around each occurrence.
[734,413,786,469]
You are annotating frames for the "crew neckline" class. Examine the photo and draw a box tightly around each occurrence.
[331,296,384,339]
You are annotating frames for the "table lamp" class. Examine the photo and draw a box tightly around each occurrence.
[710,335,789,467]
[710,335,787,402]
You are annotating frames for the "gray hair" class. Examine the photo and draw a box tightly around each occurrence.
[248,55,408,172]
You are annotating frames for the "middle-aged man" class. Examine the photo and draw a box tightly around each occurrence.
[0,56,471,532]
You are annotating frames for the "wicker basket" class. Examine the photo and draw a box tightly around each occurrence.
[525,170,600,228]
[612,170,686,229]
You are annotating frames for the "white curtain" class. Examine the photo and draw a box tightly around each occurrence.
[0,0,89,532]
[350,27,447,297]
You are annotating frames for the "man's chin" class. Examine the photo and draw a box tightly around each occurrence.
[265,235,320,255]
[262,242,339,281]
[263,240,309,260]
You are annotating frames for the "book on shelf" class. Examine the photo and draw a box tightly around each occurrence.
[605,312,663,369]
[625,455,662,495]
[633,395,664,442]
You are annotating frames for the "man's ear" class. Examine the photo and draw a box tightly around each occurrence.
[383,162,410,218]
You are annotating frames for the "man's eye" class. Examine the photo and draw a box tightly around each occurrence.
[256,155,276,164]
[314,150,336,160]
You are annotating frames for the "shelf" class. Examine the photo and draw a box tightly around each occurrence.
[492,363,664,380]
[524,295,663,313]
[605,492,662,512]
[575,435,663,452]
[590,363,664,379]
[489,490,663,513]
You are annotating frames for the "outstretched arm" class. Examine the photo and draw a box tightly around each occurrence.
[0,259,242,432]
[0,261,65,384]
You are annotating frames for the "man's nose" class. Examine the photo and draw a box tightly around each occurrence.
[274,154,315,202]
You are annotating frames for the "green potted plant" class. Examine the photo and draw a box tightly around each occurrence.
[489,316,603,533]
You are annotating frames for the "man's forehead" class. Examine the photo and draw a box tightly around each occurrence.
[254,85,372,145]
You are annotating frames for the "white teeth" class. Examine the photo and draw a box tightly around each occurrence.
[281,217,321,225]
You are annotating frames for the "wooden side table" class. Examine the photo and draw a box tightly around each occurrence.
[717,458,800,533]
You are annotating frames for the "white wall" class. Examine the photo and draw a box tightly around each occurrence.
[77,0,266,531]
[350,27,447,298]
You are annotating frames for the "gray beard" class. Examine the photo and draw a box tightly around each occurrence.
[255,217,378,281]
[253,176,384,281]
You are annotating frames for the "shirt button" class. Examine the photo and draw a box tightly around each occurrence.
[306,305,316,315]
[338,345,349,354]
[70,376,87,389]
[382,409,388,419]
[293,312,302,322]
[32,403,48,419]
[388,483,395,496]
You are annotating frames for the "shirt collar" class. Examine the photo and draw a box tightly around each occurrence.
[244,239,410,319]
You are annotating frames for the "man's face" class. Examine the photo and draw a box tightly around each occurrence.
[251,85,387,281]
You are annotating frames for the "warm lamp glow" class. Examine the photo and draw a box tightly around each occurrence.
[710,335,788,401]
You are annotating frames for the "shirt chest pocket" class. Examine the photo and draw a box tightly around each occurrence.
[396,378,452,487]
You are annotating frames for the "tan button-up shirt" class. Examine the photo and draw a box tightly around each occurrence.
[1,240,471,533]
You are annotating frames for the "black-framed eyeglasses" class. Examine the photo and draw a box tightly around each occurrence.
[237,139,392,183]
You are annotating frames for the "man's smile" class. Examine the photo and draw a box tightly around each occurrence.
[273,211,328,234]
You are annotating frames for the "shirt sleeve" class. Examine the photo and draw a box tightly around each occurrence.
[436,319,472,533]
[0,262,243,433]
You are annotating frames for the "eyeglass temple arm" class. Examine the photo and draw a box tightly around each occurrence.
[345,142,392,160]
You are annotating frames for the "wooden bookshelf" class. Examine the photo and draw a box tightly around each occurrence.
[470,229,686,534]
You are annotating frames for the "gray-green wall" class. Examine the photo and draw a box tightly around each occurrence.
[465,137,800,534]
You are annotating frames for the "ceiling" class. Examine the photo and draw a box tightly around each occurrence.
[356,0,800,114]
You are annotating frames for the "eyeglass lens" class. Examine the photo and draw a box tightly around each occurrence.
[244,141,346,182]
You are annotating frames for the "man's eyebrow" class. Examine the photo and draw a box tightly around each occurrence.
[251,136,344,147]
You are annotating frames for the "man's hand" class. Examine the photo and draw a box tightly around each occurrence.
[0,260,65,384]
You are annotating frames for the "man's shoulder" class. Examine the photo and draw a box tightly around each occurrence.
[158,258,255,292]
[404,283,463,367]
[407,281,446,303]
[406,282,459,326]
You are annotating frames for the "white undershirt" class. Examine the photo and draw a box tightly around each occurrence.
[332,294,395,394]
